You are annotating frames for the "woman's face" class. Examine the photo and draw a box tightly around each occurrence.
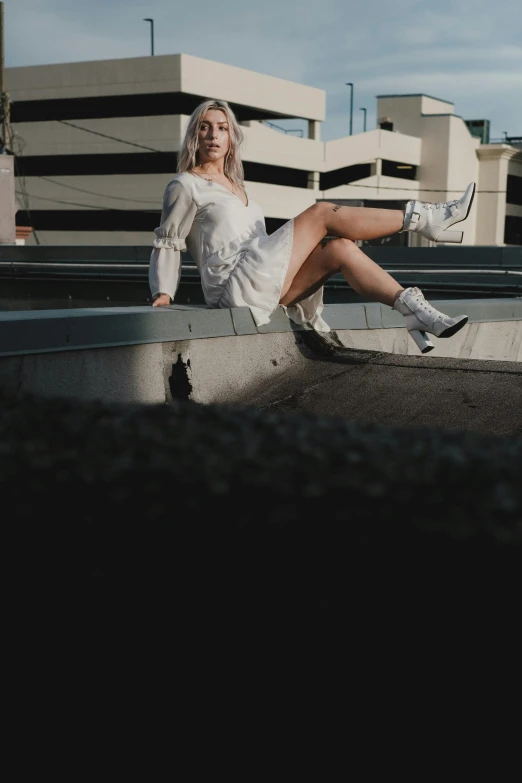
[197,109,230,166]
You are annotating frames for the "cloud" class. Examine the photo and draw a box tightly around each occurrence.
[4,0,521,140]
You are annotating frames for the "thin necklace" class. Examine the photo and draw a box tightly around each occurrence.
[195,167,234,189]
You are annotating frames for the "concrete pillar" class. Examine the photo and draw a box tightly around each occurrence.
[371,159,383,178]
[371,159,382,194]
[0,155,16,244]
[308,120,321,141]
[307,171,320,190]
[476,146,518,245]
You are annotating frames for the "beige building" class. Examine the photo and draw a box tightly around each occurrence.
[6,53,522,246]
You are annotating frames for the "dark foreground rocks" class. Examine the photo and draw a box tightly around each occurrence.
[2,389,521,628]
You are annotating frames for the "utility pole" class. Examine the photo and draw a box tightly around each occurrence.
[345,83,354,136]
[143,18,155,56]
[0,0,16,245]
[0,1,8,153]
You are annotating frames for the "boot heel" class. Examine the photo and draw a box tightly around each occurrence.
[437,229,463,243]
[409,329,434,353]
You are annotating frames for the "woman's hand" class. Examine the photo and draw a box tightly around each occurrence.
[152,294,171,307]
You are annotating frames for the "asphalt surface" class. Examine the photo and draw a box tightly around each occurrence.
[266,333,522,436]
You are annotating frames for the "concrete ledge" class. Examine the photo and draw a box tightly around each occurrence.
[1,299,521,357]
[0,322,521,413]
[0,301,520,413]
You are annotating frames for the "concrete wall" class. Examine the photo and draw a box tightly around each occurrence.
[12,115,186,156]
[337,321,522,362]
[7,55,179,100]
[376,94,454,138]
[419,116,471,192]
[0,302,520,406]
[0,320,520,407]
[325,174,421,203]
[0,156,16,245]
[20,175,319,224]
[7,53,325,121]
[324,128,422,171]
[180,54,325,121]
[19,172,174,212]
[14,113,326,171]
[241,120,324,171]
[421,95,455,117]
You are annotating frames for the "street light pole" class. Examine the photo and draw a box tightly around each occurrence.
[360,107,367,132]
[345,82,353,136]
[143,18,154,56]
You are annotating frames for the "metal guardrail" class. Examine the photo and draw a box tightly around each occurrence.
[489,136,522,145]
[0,245,521,308]
[1,245,520,266]
[263,121,304,137]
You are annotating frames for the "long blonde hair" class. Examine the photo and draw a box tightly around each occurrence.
[177,99,245,188]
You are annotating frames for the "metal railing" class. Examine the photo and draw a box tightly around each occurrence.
[263,121,304,137]
[0,245,520,309]
[489,136,522,145]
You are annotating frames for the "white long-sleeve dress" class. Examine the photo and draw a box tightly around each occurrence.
[149,171,330,332]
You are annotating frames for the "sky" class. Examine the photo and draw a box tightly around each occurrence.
[4,0,522,142]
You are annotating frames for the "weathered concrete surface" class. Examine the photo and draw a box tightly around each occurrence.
[0,342,168,404]
[1,301,520,362]
[0,330,520,435]
[3,389,521,622]
[264,342,522,436]
[337,320,522,362]
[0,332,324,405]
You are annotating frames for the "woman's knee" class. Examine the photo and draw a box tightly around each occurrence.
[311,201,335,220]
[330,237,356,253]
[307,201,336,229]
[322,237,356,272]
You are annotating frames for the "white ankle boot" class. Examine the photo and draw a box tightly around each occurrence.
[394,287,468,354]
[401,183,476,243]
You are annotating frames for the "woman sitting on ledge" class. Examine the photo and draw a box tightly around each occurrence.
[149,99,475,354]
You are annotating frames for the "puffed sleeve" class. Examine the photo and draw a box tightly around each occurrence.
[149,179,197,301]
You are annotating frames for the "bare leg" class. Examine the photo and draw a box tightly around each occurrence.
[280,202,404,304]
[280,237,403,308]
[281,202,403,301]
[325,204,404,241]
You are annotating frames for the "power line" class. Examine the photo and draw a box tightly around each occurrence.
[11,124,165,230]
[14,189,157,212]
[57,119,172,154]
[36,175,160,204]
[12,120,511,207]
[15,180,511,215]
[20,119,509,197]
[336,183,507,194]
[42,122,513,196]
